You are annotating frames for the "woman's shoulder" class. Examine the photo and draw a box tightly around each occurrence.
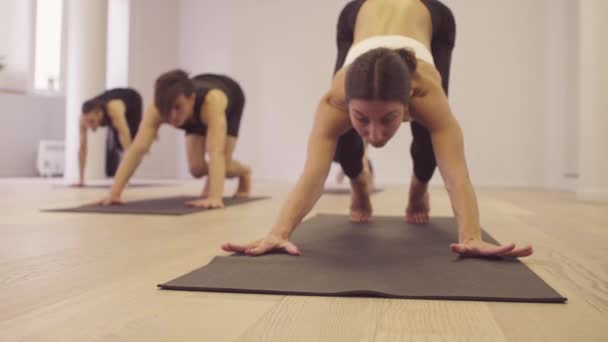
[327,69,348,111]
[105,98,126,114]
[411,61,442,98]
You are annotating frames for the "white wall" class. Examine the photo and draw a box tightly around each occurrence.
[176,1,263,179]
[0,0,32,91]
[0,0,585,186]
[0,93,65,176]
[176,0,579,188]
[63,0,108,181]
[106,0,130,88]
[0,0,64,177]
[128,0,180,179]
[376,0,578,188]
[0,0,181,179]
[443,0,578,188]
[541,0,579,188]
[577,0,608,202]
[177,0,342,181]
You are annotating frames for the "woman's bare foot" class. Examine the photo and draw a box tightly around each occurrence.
[233,167,251,198]
[350,169,373,223]
[405,176,430,224]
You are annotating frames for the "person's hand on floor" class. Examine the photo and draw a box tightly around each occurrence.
[99,195,124,206]
[222,233,300,256]
[450,239,533,258]
[186,197,224,209]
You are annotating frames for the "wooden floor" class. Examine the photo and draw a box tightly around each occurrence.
[1,179,607,341]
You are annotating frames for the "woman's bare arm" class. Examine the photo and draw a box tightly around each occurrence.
[411,72,532,258]
[102,104,162,204]
[107,100,133,149]
[223,87,351,256]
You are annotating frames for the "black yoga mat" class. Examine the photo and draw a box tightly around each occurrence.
[44,196,269,216]
[159,214,566,303]
[58,183,172,189]
[323,187,383,195]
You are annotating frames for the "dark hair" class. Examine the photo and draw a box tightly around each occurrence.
[154,69,195,118]
[345,48,417,106]
[81,98,103,115]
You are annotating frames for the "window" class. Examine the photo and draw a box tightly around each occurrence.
[33,0,64,92]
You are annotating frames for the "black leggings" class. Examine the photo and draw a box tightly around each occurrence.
[104,93,142,178]
[333,0,456,182]
[105,129,122,177]
[105,125,138,177]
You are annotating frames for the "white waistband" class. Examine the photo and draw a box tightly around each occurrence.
[343,35,434,66]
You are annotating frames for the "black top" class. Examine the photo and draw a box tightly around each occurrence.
[179,74,245,137]
[98,87,143,138]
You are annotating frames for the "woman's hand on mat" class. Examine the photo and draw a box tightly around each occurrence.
[222,233,301,256]
[450,239,533,258]
[99,195,124,206]
[186,197,224,209]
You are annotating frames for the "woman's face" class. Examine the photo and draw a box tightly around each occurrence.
[82,109,103,131]
[348,99,407,147]
[167,93,195,128]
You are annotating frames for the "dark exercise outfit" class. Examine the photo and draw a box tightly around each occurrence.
[97,88,143,177]
[179,74,245,137]
[333,0,456,182]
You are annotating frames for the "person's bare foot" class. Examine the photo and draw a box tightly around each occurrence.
[405,176,430,224]
[350,169,373,223]
[233,167,251,198]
